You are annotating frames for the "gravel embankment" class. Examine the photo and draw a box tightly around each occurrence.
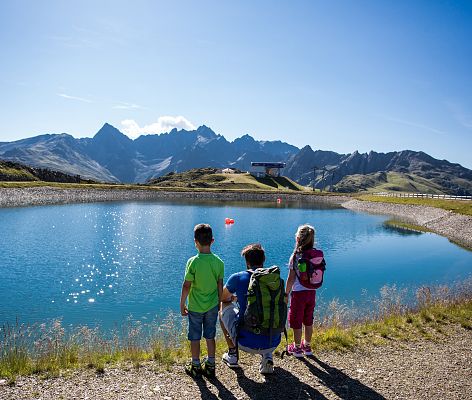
[2,326,471,400]
[341,199,472,249]
[0,187,347,208]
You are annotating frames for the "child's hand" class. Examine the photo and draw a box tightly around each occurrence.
[180,305,188,316]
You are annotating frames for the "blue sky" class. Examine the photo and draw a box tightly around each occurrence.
[1,0,471,167]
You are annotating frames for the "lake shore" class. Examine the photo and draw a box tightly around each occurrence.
[342,199,472,249]
[0,186,471,249]
[0,186,347,207]
[2,324,471,400]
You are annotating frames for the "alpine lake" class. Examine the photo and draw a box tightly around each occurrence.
[1,198,471,329]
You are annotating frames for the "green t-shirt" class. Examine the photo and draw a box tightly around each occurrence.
[184,252,224,313]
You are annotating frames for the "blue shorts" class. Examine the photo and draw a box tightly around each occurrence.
[188,305,219,341]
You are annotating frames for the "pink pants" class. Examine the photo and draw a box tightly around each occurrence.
[288,290,316,329]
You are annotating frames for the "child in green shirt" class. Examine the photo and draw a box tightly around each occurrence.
[180,223,224,378]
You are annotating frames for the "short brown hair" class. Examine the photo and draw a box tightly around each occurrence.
[194,223,213,246]
[241,243,265,267]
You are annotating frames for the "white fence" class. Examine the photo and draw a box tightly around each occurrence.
[372,192,472,201]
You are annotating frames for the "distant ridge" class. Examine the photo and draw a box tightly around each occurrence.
[0,123,471,195]
[0,159,96,184]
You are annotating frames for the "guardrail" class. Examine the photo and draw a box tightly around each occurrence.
[372,192,472,201]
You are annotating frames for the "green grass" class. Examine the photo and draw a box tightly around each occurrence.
[0,179,327,195]
[334,172,446,194]
[383,219,432,233]
[358,194,472,216]
[0,167,38,181]
[148,169,310,191]
[2,282,472,381]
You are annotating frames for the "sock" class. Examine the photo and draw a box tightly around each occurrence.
[229,347,237,355]
[192,358,201,366]
[295,343,301,348]
[207,356,215,365]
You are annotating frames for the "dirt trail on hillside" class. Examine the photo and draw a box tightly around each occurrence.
[2,326,471,400]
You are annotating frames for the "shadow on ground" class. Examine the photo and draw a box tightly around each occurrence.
[193,357,385,400]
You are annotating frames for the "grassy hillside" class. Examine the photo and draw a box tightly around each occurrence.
[0,160,97,184]
[148,168,309,191]
[334,171,446,194]
[0,161,39,181]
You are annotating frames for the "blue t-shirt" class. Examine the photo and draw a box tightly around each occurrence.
[225,270,281,349]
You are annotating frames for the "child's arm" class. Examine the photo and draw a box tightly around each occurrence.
[180,280,192,316]
[217,278,223,302]
[285,269,296,296]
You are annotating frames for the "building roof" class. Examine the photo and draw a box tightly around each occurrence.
[251,162,286,168]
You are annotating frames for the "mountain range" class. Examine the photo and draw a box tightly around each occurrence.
[1,123,471,195]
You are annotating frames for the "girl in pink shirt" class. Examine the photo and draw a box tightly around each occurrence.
[285,224,326,357]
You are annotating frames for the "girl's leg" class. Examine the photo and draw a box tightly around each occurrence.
[293,328,303,346]
[302,291,316,345]
[304,324,313,343]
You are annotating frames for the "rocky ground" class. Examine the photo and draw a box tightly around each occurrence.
[341,199,472,249]
[1,325,471,400]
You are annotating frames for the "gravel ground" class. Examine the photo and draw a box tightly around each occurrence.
[0,187,347,208]
[2,326,471,400]
[341,199,472,249]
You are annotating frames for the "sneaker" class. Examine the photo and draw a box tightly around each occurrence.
[301,340,313,356]
[259,358,274,375]
[222,349,239,368]
[287,342,304,358]
[202,357,216,378]
[185,362,202,378]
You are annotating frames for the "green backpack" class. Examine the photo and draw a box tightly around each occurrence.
[241,266,287,337]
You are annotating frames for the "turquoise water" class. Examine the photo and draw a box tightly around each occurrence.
[0,200,471,328]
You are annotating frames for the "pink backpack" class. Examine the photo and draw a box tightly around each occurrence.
[293,248,326,290]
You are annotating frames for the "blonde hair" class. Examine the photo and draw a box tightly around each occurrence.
[294,224,315,254]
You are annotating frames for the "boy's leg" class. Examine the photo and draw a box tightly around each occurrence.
[201,306,219,377]
[205,338,216,358]
[202,305,219,360]
[187,310,204,365]
[190,340,201,362]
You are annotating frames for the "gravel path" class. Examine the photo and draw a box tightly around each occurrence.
[2,326,471,400]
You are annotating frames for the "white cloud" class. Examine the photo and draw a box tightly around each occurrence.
[112,102,144,110]
[57,93,93,103]
[381,115,446,135]
[121,116,196,139]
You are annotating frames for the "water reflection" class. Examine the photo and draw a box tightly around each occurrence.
[0,199,470,328]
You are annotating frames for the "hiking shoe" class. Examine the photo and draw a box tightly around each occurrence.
[185,362,202,378]
[259,358,274,375]
[202,357,216,378]
[287,343,304,358]
[222,350,239,368]
[301,340,313,356]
